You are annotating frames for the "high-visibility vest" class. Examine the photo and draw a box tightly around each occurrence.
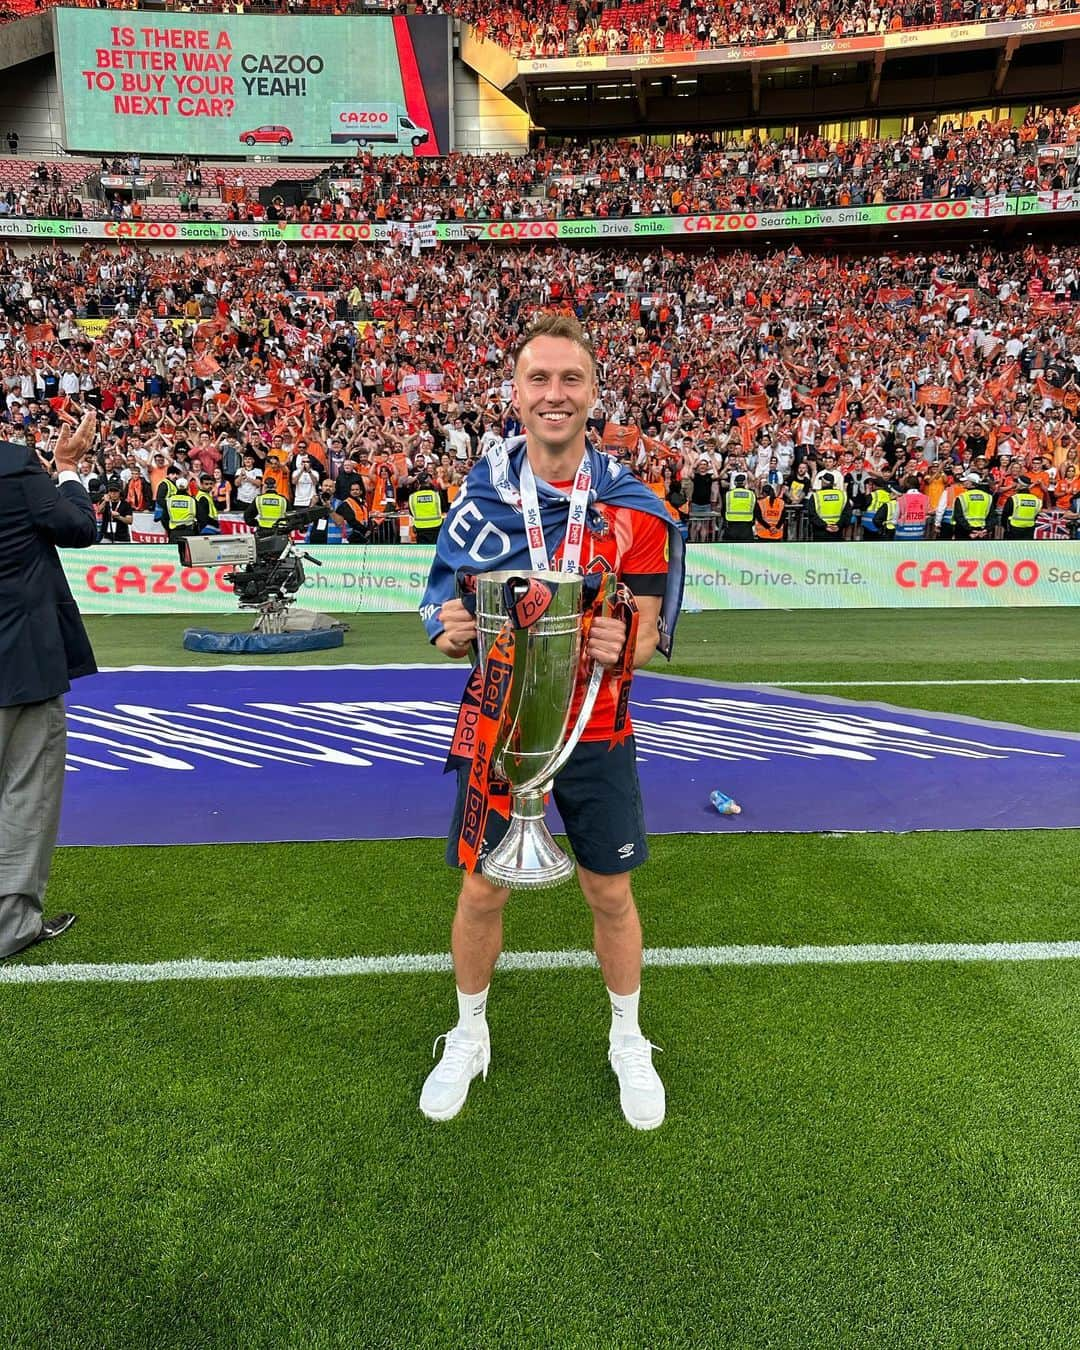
[1009,492,1041,529]
[408,489,444,529]
[255,492,288,530]
[862,488,891,532]
[166,491,196,527]
[812,488,845,526]
[724,488,755,523]
[955,489,991,528]
[885,498,898,531]
[196,490,219,522]
[754,496,785,540]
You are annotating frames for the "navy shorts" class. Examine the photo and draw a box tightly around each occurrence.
[446,736,648,876]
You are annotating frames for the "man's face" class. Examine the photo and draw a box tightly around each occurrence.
[512,335,597,456]
[349,484,363,499]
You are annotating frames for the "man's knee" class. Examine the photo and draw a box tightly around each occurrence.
[578,866,636,921]
[457,871,511,918]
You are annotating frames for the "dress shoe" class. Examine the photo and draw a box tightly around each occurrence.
[39,913,77,941]
[1,913,77,960]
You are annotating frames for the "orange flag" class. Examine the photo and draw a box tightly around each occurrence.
[192,352,221,378]
[601,423,641,452]
[826,388,848,428]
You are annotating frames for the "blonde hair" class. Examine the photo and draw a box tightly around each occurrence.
[511,314,596,375]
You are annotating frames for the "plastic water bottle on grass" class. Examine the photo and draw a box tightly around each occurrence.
[709,790,742,816]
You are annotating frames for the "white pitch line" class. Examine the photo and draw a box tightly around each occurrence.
[4,941,1080,987]
[756,680,1080,691]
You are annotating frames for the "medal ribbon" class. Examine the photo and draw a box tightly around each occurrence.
[518,450,593,574]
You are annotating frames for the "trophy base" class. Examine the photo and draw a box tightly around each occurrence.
[481,813,575,890]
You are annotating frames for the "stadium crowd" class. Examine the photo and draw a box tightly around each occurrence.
[2,235,1078,541]
[19,0,1080,56]
[2,108,1078,224]
[459,0,1079,58]
[283,110,1080,225]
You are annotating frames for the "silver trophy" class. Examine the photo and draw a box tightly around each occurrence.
[474,569,609,888]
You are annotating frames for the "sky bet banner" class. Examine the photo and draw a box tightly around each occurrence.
[53,11,451,159]
[62,543,1080,617]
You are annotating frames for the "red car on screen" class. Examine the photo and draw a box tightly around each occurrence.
[240,126,293,147]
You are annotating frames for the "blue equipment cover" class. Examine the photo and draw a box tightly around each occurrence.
[182,627,344,654]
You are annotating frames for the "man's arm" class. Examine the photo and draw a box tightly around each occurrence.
[22,461,97,547]
[22,410,99,547]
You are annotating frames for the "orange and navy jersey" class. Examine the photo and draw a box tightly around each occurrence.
[548,485,669,743]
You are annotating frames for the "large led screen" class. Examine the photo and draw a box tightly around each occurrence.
[54,11,452,158]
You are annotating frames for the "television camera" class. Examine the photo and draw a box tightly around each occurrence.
[178,506,340,635]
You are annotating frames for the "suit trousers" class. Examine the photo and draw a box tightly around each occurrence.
[0,696,67,956]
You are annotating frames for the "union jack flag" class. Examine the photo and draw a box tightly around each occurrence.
[1035,510,1072,540]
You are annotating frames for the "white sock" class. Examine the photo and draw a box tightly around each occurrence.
[456,984,489,1040]
[608,987,641,1043]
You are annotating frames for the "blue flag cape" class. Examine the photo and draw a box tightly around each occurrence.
[419,438,685,657]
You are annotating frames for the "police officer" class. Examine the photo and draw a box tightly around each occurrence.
[808,471,849,541]
[951,474,994,541]
[1000,476,1042,541]
[160,472,198,542]
[194,473,220,533]
[722,472,756,542]
[408,472,445,544]
[245,487,289,536]
[860,477,892,540]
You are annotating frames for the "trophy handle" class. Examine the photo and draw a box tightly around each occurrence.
[530,570,617,793]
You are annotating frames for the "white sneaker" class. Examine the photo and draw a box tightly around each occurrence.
[419,1026,491,1122]
[609,1035,665,1131]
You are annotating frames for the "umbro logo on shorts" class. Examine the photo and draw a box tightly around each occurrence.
[617,843,635,859]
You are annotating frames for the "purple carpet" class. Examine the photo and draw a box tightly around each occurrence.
[59,666,1080,846]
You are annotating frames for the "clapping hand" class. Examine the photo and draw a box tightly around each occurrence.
[53,411,97,474]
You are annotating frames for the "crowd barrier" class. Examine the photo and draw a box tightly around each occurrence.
[64,541,1080,616]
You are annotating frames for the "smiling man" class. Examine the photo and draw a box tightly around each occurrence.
[418,315,685,1130]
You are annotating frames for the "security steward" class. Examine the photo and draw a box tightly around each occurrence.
[753,485,786,541]
[160,473,198,542]
[1000,476,1041,541]
[408,472,445,544]
[808,471,850,541]
[244,487,289,536]
[194,473,220,533]
[951,474,994,541]
[338,480,372,545]
[860,477,892,540]
[722,472,756,542]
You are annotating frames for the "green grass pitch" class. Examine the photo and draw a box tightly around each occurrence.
[2,607,1078,1348]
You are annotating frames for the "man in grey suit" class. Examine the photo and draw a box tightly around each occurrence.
[0,412,99,958]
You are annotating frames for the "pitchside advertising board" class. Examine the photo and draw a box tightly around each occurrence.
[53,11,452,159]
[62,543,1080,616]
[3,192,1079,244]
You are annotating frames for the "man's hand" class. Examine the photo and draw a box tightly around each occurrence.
[435,598,476,659]
[53,411,97,474]
[586,614,627,670]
